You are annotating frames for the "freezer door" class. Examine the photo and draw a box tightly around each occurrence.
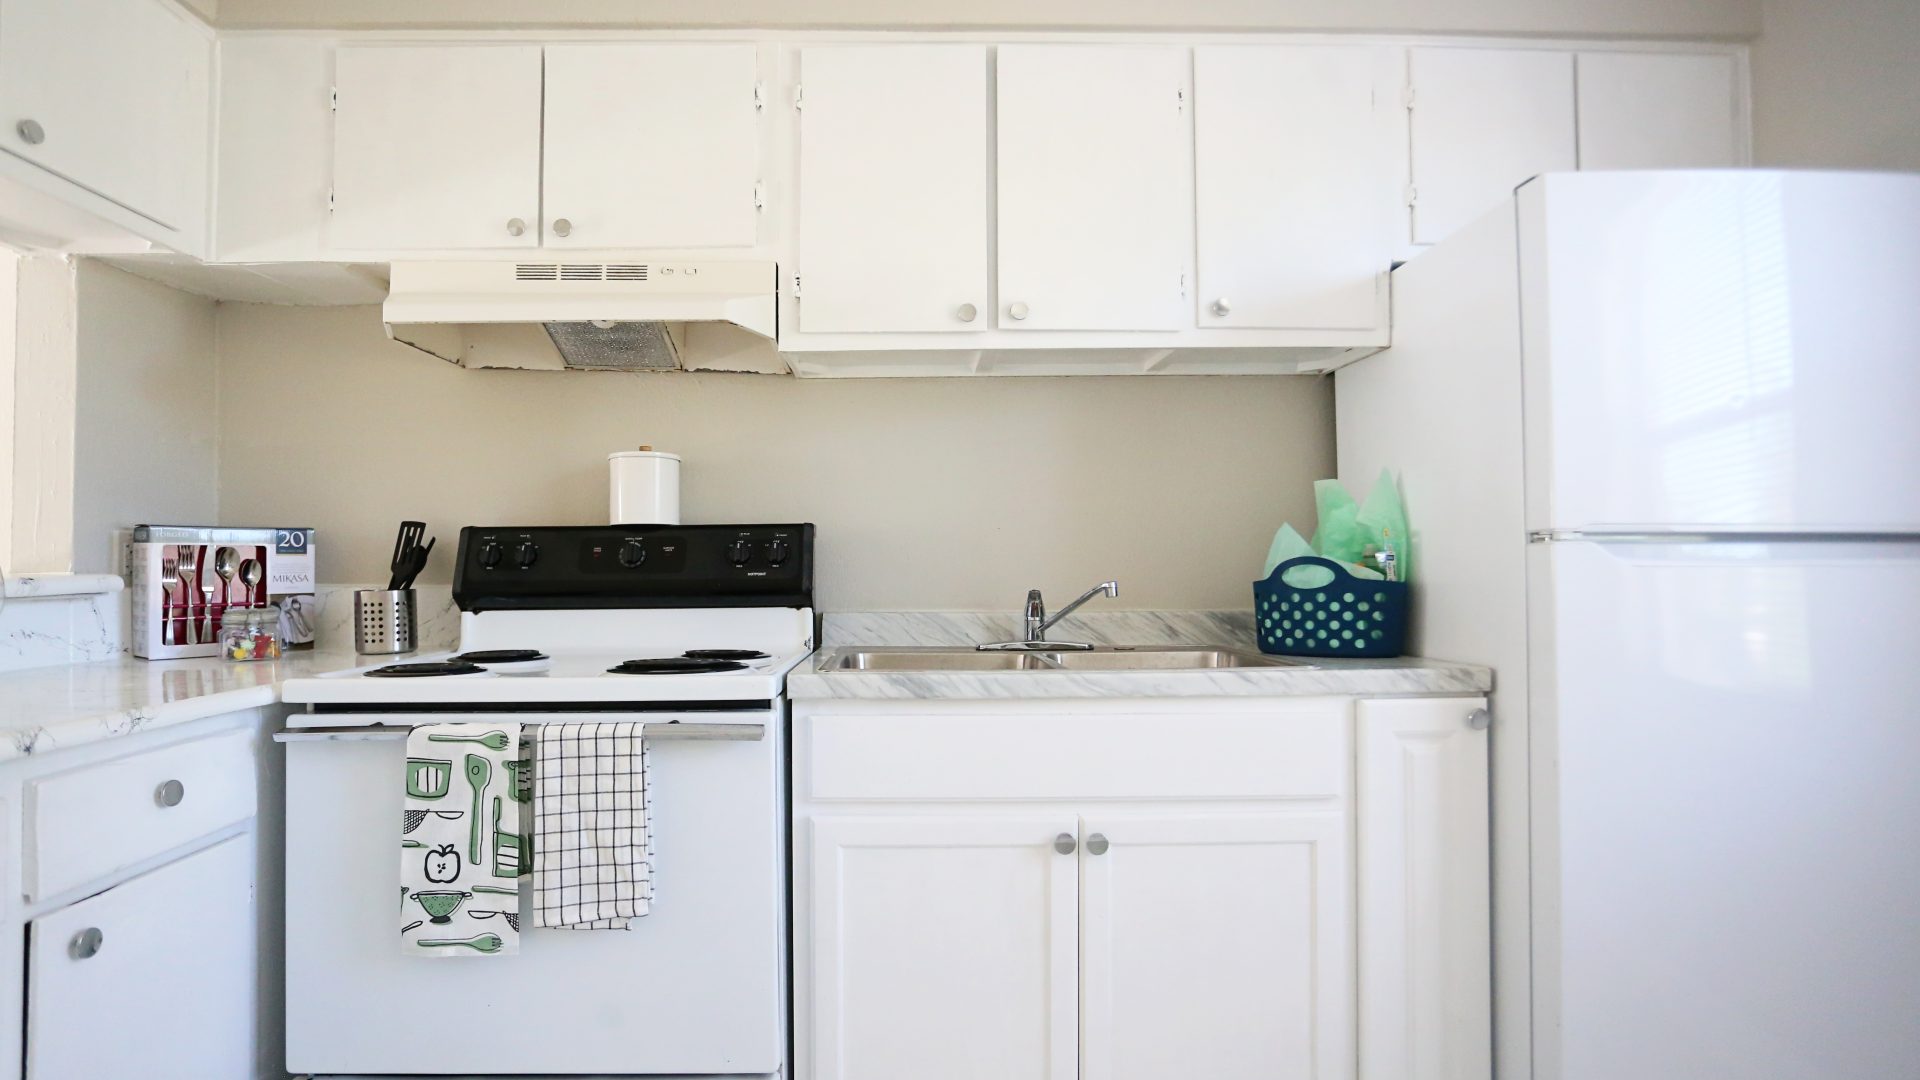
[1519,170,1920,532]
[1529,537,1920,1080]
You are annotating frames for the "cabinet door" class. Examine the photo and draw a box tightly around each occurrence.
[996,45,1188,331]
[1576,52,1742,170]
[1408,47,1575,245]
[809,815,1078,1080]
[795,45,990,334]
[1080,812,1352,1080]
[0,0,210,238]
[27,835,253,1079]
[544,44,761,249]
[1195,44,1396,331]
[1357,698,1491,1080]
[330,45,543,250]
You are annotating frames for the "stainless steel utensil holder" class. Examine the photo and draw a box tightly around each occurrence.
[354,589,416,654]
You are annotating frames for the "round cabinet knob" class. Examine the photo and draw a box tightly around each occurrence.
[506,217,526,237]
[69,928,103,960]
[514,542,540,570]
[1086,833,1110,856]
[552,218,573,238]
[956,303,978,323]
[16,119,44,146]
[1008,301,1030,322]
[766,538,790,567]
[1211,298,1232,317]
[727,539,754,567]
[1053,832,1077,855]
[154,779,185,808]
[1466,707,1491,731]
[617,539,647,568]
[478,541,504,570]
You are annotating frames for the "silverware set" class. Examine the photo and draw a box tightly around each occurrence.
[162,543,269,646]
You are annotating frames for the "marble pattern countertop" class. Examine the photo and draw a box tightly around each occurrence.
[0,647,409,763]
[795,610,1492,700]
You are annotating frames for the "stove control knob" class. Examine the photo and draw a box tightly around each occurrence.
[618,539,647,568]
[515,541,540,570]
[478,541,504,570]
[727,539,754,566]
[766,538,790,566]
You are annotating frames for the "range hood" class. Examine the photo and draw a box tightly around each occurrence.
[383,258,783,374]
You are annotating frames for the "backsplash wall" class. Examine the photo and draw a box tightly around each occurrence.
[213,303,1333,611]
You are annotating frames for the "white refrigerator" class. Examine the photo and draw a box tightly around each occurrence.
[1337,170,1920,1080]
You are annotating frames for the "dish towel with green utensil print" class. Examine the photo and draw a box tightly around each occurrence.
[401,723,528,957]
[533,722,653,930]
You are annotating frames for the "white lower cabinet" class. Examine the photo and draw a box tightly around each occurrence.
[794,695,1488,1080]
[1080,811,1351,1080]
[1356,698,1492,1080]
[26,834,253,1079]
[809,815,1079,1080]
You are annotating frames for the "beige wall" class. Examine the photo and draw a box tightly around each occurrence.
[1751,0,1920,170]
[214,303,1333,610]
[210,0,1759,37]
[73,262,221,574]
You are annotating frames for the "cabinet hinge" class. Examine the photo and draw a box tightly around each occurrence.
[1403,185,1418,207]
[753,181,765,211]
[329,87,338,112]
[791,274,801,299]
[753,81,765,110]
[327,188,335,212]
[1179,269,1187,297]
[792,84,803,110]
[1401,85,1415,110]
[1177,86,1186,112]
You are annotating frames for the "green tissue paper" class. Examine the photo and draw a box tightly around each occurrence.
[1260,470,1406,584]
[1354,468,1412,585]
[1261,524,1316,579]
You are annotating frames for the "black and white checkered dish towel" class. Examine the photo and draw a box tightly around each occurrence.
[533,722,653,930]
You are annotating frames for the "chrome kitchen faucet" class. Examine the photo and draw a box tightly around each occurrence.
[978,580,1119,651]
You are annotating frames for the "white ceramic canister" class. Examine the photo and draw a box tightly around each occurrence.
[609,447,682,525]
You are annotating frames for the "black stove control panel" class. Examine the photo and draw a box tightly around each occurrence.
[452,523,814,612]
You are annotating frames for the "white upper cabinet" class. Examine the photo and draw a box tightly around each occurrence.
[1407,47,1576,245]
[795,45,990,334]
[996,45,1189,331]
[329,45,544,251]
[0,0,211,247]
[1078,812,1353,1080]
[543,44,762,249]
[1576,52,1743,170]
[1194,45,1396,331]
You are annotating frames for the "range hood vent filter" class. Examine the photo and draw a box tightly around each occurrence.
[542,321,680,370]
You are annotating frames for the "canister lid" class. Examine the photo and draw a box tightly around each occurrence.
[609,447,681,461]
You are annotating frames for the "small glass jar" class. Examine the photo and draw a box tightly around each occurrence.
[219,604,282,662]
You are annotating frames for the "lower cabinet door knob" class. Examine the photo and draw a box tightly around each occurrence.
[1086,833,1110,856]
[1053,832,1077,855]
[156,779,185,807]
[70,928,103,960]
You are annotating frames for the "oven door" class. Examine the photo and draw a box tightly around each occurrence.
[280,711,785,1076]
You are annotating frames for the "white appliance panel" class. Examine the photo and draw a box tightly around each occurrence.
[1531,537,1920,1080]
[1521,171,1920,533]
[284,714,786,1075]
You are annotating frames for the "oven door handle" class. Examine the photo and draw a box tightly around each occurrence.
[274,722,765,743]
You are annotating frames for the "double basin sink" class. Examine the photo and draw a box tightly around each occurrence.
[828,645,1305,672]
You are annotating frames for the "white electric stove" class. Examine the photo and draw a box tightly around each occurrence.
[280,523,814,1079]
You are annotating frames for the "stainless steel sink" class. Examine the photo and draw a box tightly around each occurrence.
[828,646,1302,672]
